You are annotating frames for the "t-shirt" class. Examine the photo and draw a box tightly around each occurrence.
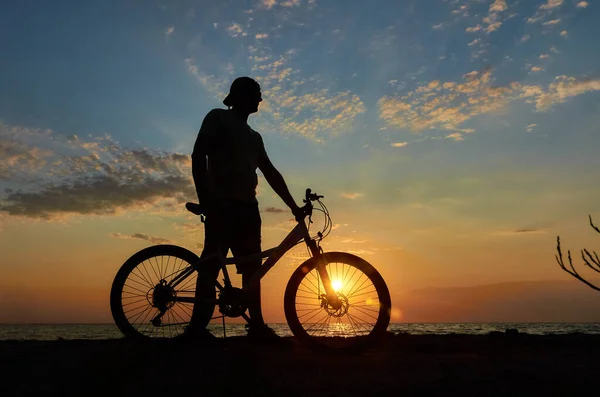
[192,108,267,204]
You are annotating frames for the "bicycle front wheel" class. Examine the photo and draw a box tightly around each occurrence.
[110,244,203,339]
[284,252,391,351]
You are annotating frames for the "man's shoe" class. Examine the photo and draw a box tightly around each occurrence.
[247,324,278,338]
[181,326,218,341]
[246,324,291,346]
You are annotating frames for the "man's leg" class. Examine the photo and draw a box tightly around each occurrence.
[242,264,264,326]
[230,203,265,327]
[189,213,227,332]
[190,249,222,330]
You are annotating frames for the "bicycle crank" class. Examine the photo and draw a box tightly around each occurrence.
[218,287,248,317]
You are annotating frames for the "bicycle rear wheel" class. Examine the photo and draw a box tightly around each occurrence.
[284,252,391,351]
[110,244,204,339]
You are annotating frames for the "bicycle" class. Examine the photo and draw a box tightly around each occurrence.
[110,189,391,350]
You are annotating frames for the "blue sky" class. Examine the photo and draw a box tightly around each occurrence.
[1,0,600,322]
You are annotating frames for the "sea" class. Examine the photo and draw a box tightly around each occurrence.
[1,323,599,341]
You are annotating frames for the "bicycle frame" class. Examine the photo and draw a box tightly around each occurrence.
[165,216,339,317]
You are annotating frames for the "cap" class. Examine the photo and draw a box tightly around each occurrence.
[223,77,260,107]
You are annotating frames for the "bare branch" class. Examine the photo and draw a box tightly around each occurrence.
[555,219,600,292]
[589,214,600,234]
[582,249,600,273]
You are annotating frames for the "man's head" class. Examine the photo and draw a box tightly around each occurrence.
[223,77,262,114]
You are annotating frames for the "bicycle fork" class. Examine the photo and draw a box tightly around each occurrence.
[307,240,342,311]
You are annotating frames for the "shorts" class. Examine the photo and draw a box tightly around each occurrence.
[201,200,262,274]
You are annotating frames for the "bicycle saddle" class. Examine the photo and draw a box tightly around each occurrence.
[185,202,203,215]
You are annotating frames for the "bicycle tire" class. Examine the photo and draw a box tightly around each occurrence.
[284,252,391,351]
[110,244,206,339]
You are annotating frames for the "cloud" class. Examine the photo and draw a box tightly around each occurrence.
[445,132,464,141]
[465,0,509,35]
[539,0,563,10]
[341,193,363,200]
[110,232,172,244]
[560,30,568,36]
[0,125,52,180]
[260,0,277,10]
[264,206,287,214]
[378,68,513,133]
[227,22,247,37]
[281,0,301,7]
[432,23,443,30]
[391,142,408,148]
[401,280,600,322]
[165,26,174,38]
[526,123,537,132]
[185,45,365,142]
[528,0,564,23]
[530,76,600,111]
[0,124,195,219]
[497,228,548,236]
[577,1,589,7]
[543,19,561,25]
[255,33,269,39]
[378,70,600,134]
[531,66,543,72]
[341,238,368,244]
[490,0,508,12]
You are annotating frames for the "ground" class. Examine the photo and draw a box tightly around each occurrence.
[1,333,598,396]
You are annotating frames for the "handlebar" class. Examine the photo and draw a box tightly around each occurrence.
[185,188,330,241]
[185,188,324,218]
[304,188,324,203]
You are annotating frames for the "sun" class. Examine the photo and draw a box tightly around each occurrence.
[332,279,343,292]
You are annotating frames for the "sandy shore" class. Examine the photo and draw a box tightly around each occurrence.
[2,332,599,396]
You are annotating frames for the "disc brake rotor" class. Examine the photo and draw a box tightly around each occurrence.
[320,293,349,317]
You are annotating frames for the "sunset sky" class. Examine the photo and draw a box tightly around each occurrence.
[2,0,600,324]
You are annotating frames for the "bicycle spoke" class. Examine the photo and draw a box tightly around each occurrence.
[123,283,149,296]
[345,272,365,298]
[123,301,152,315]
[303,274,321,295]
[130,268,153,288]
[297,307,323,319]
[304,312,330,334]
[122,297,147,306]
[124,276,153,291]
[295,294,320,300]
[351,305,380,321]
[297,287,317,296]
[347,289,378,300]
[129,304,153,326]
[300,307,328,325]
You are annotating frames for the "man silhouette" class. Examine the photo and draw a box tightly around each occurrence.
[188,76,301,339]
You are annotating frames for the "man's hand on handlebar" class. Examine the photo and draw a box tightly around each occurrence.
[290,188,325,222]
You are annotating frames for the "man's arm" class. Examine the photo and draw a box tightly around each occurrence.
[258,151,301,214]
[191,135,209,204]
[191,110,218,207]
